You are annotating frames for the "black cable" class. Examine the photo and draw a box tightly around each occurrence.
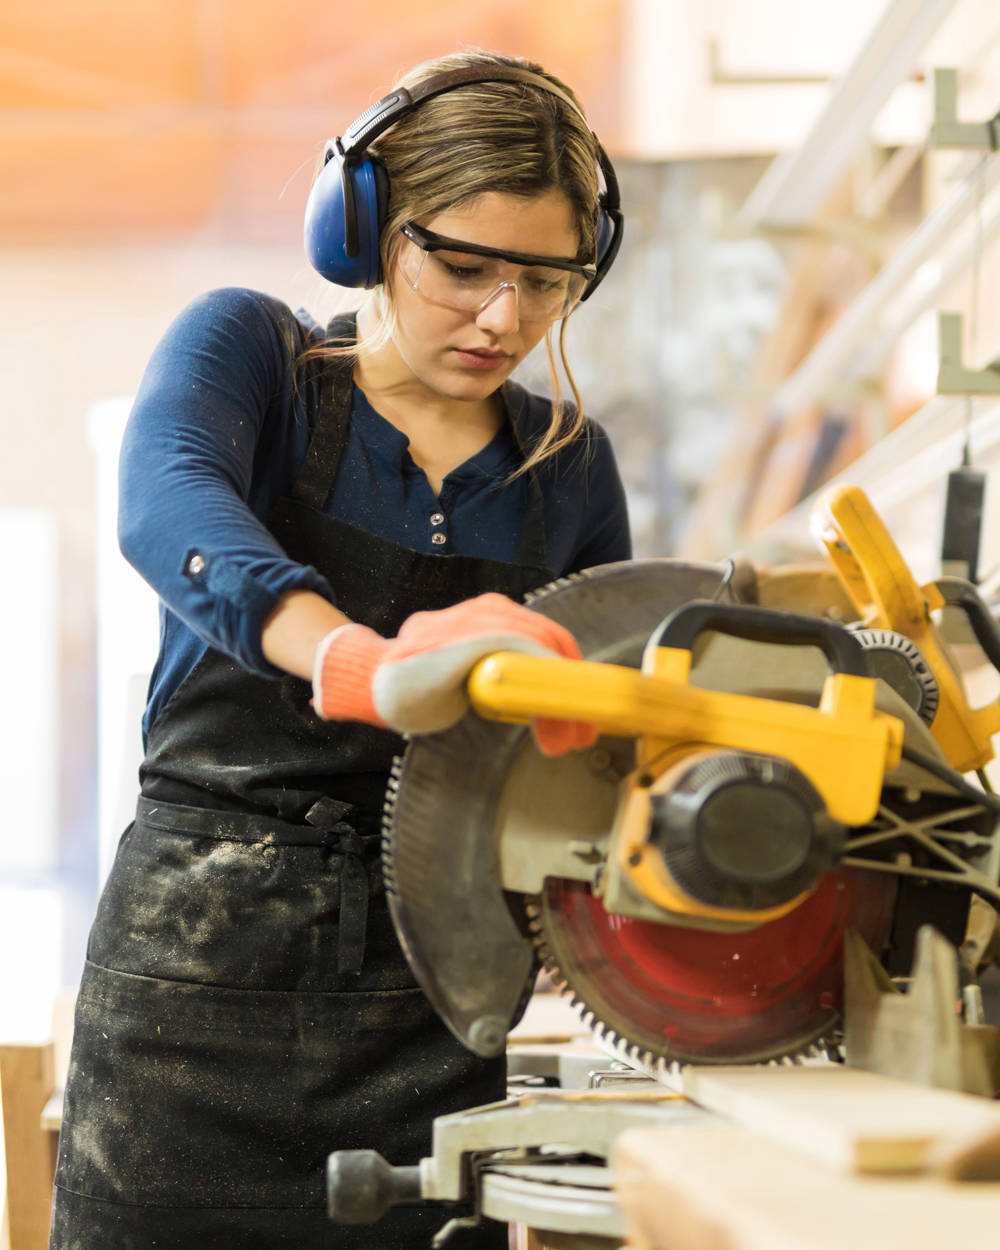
[900,745,1000,815]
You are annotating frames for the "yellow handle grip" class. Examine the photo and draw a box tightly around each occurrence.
[467,651,901,826]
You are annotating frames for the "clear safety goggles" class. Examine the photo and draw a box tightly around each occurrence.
[398,222,596,322]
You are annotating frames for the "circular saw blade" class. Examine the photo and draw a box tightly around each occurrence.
[529,868,897,1065]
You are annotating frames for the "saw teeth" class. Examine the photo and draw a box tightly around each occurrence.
[523,572,587,606]
[380,755,407,897]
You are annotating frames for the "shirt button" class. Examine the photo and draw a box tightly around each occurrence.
[186,553,206,576]
[431,533,447,546]
[430,513,445,526]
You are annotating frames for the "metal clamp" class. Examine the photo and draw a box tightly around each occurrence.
[929,68,1000,149]
[936,311,1000,396]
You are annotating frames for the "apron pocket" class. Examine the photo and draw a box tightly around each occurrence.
[58,961,505,1210]
[89,817,413,992]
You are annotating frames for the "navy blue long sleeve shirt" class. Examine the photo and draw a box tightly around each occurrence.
[119,287,632,740]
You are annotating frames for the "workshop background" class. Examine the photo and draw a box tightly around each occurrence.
[4,0,1000,1157]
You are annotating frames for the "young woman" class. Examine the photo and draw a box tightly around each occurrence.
[51,50,631,1250]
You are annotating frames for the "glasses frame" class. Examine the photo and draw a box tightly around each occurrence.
[398,222,596,320]
[400,222,597,279]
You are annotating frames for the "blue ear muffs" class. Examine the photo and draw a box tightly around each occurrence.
[304,65,624,297]
[304,145,389,289]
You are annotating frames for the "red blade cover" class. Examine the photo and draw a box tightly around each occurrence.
[540,868,896,1063]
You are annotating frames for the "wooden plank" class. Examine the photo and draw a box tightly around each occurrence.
[681,1062,1000,1174]
[0,1043,57,1250]
[613,1122,1000,1250]
[39,1093,63,1136]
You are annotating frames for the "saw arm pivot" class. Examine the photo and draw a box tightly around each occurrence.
[815,484,1000,772]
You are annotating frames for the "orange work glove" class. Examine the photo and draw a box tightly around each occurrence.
[312,592,597,756]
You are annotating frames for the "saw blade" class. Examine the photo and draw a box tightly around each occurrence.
[528,868,897,1066]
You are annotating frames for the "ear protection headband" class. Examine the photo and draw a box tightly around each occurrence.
[304,64,623,301]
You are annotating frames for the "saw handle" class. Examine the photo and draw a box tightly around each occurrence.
[815,483,1000,773]
[647,601,870,677]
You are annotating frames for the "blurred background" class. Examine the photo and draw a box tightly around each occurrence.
[3,0,1000,1058]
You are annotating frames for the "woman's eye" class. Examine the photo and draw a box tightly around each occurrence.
[527,275,565,293]
[441,260,484,280]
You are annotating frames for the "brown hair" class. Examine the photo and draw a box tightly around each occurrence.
[302,50,605,475]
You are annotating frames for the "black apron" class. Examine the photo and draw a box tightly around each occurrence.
[51,325,554,1250]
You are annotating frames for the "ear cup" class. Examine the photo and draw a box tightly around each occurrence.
[304,151,389,288]
[578,138,623,302]
[595,209,615,267]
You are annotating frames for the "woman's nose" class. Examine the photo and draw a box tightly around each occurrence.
[475,283,520,334]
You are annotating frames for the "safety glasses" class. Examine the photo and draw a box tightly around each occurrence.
[398,222,595,321]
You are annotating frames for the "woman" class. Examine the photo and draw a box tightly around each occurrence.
[51,50,631,1250]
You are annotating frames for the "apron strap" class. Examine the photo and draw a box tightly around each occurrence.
[501,383,550,573]
[305,796,370,976]
[290,315,358,510]
[516,469,549,572]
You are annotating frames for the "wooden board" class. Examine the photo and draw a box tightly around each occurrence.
[0,1043,57,1250]
[682,1062,1000,1174]
[613,1122,1000,1250]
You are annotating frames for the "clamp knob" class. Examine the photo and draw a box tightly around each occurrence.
[327,1149,422,1223]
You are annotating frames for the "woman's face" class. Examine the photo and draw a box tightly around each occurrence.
[387,187,582,404]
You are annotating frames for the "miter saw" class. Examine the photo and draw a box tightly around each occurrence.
[382,484,1000,1070]
[327,485,1000,1241]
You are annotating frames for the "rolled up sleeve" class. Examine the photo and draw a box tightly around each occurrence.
[118,287,335,676]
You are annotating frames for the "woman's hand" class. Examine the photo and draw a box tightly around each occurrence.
[312,592,597,755]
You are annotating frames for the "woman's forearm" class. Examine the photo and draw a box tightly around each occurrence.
[261,589,351,680]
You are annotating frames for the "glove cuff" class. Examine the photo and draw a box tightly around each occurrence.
[313,623,390,724]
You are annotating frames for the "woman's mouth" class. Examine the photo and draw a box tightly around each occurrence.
[453,347,512,371]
